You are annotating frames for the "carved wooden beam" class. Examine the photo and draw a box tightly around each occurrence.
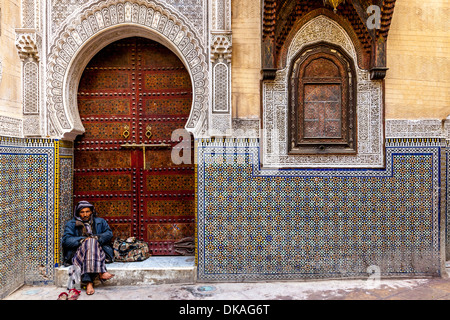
[349,0,385,79]
[350,0,376,39]
[262,0,277,79]
[370,37,389,80]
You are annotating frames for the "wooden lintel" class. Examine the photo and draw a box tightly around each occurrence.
[370,37,388,79]
[262,37,276,72]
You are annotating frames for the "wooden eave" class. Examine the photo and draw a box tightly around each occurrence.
[262,0,397,80]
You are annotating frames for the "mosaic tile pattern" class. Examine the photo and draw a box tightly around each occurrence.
[58,147,74,265]
[197,138,442,281]
[0,138,56,298]
[0,135,446,297]
[446,143,450,260]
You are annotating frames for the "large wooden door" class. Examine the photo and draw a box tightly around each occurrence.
[74,37,195,256]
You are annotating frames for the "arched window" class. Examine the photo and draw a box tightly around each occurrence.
[289,43,356,155]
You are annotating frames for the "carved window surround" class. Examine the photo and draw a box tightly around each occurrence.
[261,1,397,168]
[262,15,384,169]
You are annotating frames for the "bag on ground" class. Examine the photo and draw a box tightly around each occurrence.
[113,237,151,262]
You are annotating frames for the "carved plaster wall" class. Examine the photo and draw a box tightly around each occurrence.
[6,1,449,143]
[7,0,235,139]
[262,15,384,168]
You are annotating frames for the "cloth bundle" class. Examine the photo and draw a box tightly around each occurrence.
[113,237,151,262]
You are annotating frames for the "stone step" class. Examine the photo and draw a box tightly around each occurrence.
[55,256,196,287]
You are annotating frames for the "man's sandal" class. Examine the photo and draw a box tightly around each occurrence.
[68,288,81,300]
[57,292,68,300]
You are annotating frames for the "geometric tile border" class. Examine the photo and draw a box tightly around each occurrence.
[447,142,450,260]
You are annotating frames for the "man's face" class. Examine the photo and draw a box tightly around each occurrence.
[79,207,93,222]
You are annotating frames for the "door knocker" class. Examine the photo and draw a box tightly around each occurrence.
[121,125,130,139]
[145,125,152,139]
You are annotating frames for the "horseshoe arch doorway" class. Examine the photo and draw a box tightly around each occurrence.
[73,37,195,256]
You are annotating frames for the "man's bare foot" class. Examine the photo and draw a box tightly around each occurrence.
[86,282,95,295]
[100,272,115,281]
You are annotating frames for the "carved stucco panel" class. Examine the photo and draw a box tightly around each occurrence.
[386,119,445,139]
[0,116,23,138]
[50,0,207,43]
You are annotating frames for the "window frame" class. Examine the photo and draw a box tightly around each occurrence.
[288,43,357,155]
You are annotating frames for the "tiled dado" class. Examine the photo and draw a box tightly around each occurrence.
[0,134,447,296]
[0,137,72,299]
[447,141,450,259]
[196,138,444,281]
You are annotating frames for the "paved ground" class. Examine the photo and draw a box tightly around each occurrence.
[4,275,450,300]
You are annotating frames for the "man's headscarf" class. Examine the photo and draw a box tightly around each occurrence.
[74,201,97,236]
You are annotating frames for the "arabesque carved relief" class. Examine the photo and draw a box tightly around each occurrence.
[47,0,209,140]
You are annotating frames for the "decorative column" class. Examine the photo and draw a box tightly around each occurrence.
[16,0,42,137]
[209,0,232,136]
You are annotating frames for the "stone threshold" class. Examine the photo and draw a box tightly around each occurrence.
[55,256,196,287]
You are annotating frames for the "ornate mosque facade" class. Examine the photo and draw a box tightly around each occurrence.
[0,0,449,297]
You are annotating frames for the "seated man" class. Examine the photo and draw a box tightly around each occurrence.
[62,200,115,295]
